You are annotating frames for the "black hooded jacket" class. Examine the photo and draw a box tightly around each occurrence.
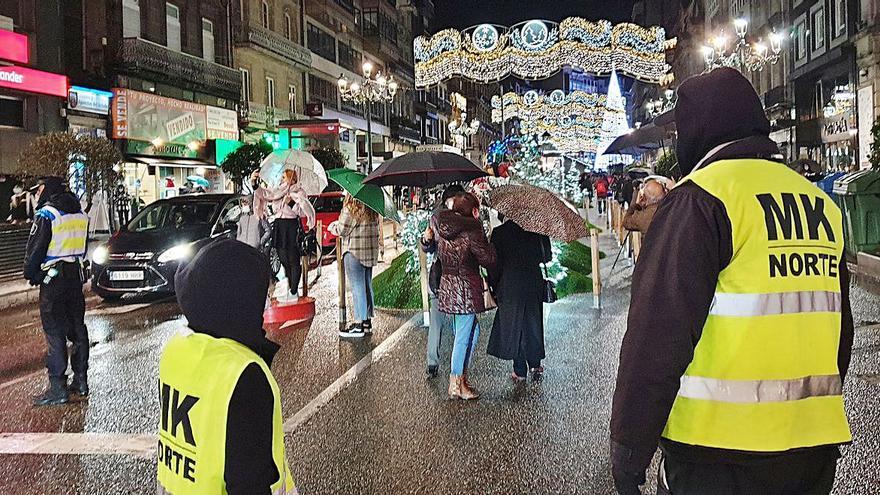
[610,68,854,479]
[173,239,281,495]
[23,191,86,284]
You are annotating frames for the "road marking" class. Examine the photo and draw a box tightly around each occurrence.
[283,314,418,432]
[0,432,154,458]
[86,302,153,316]
[0,314,419,456]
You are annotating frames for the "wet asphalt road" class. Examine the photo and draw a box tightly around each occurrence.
[0,223,879,494]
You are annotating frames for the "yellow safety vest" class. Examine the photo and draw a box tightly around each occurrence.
[157,329,296,495]
[662,158,852,452]
[39,205,88,270]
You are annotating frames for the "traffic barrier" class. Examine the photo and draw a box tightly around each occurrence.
[337,236,347,331]
[591,228,601,309]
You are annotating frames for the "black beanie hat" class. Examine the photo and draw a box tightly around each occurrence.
[175,239,271,351]
[658,67,770,175]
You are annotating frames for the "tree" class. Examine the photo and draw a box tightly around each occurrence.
[219,141,272,192]
[15,132,121,212]
[310,147,348,171]
[654,149,681,179]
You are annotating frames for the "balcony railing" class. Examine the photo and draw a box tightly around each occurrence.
[238,23,311,68]
[117,37,240,100]
[241,102,292,129]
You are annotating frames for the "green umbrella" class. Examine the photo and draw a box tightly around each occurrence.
[328,168,401,223]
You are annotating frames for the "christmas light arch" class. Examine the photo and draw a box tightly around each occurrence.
[414,18,673,88]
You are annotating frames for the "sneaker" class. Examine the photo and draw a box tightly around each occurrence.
[362,319,373,335]
[530,366,545,381]
[426,365,439,379]
[339,322,366,338]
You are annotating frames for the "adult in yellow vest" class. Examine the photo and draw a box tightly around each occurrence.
[157,239,297,494]
[610,68,854,494]
[23,176,90,407]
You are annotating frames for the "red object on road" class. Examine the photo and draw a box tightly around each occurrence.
[263,296,316,330]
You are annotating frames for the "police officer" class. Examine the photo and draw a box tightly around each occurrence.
[23,176,90,407]
[157,239,297,494]
[610,68,853,494]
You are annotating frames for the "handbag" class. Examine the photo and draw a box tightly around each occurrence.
[540,242,557,304]
[429,258,441,294]
[483,277,497,310]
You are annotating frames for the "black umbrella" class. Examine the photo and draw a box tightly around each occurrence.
[604,123,673,155]
[363,151,487,187]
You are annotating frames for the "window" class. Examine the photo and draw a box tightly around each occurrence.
[834,0,846,38]
[261,0,270,29]
[166,3,181,52]
[284,12,292,40]
[795,15,807,64]
[334,0,355,14]
[307,23,336,61]
[288,85,297,114]
[240,68,251,102]
[811,5,825,53]
[123,0,140,38]
[0,96,24,128]
[338,44,361,72]
[362,9,396,44]
[266,77,276,108]
[202,19,215,62]
[308,75,339,109]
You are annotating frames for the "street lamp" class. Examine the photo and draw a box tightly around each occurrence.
[339,61,398,172]
[702,18,782,73]
[646,87,676,119]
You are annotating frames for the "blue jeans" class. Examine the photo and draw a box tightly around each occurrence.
[344,253,374,322]
[449,313,479,376]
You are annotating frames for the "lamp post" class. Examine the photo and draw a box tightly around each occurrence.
[701,18,783,73]
[338,61,398,173]
[646,88,676,119]
[448,110,480,149]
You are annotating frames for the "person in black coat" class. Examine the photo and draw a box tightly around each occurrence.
[487,218,551,380]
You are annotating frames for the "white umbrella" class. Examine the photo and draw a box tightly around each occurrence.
[259,150,329,196]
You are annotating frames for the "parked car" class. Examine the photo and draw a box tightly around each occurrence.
[303,191,344,251]
[90,194,242,300]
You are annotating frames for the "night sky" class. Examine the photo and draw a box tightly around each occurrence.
[432,0,636,30]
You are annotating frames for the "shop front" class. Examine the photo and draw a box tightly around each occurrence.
[111,88,240,205]
[820,109,858,172]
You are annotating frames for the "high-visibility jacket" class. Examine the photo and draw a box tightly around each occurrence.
[39,205,88,270]
[157,329,296,495]
[662,158,851,452]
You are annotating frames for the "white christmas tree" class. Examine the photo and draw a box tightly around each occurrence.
[595,69,633,169]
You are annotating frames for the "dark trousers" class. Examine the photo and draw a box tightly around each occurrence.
[513,339,541,377]
[657,449,838,495]
[278,248,301,295]
[39,272,88,380]
[597,197,606,214]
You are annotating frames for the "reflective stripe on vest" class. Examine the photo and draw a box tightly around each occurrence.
[157,330,296,495]
[709,290,841,317]
[41,205,88,269]
[678,374,842,403]
[662,159,851,452]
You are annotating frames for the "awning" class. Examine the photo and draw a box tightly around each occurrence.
[126,156,217,168]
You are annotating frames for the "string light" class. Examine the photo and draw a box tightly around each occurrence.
[415,18,671,87]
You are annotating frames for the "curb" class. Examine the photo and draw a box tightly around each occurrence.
[0,286,39,312]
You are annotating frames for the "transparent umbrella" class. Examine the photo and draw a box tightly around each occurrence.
[259,150,329,196]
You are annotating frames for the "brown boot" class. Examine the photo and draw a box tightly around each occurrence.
[462,372,478,396]
[448,375,479,400]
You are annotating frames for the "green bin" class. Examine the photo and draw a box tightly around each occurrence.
[832,170,880,255]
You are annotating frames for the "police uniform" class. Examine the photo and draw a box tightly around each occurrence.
[23,178,90,406]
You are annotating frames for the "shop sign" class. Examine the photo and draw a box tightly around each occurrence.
[206,106,239,140]
[111,88,207,144]
[416,144,462,154]
[821,111,856,143]
[68,86,112,115]
[0,65,67,97]
[126,139,199,158]
[0,29,28,64]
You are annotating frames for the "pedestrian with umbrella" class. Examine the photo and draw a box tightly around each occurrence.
[327,168,399,338]
[253,150,324,299]
[486,184,587,382]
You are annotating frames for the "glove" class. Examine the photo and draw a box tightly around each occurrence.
[27,272,45,287]
[610,440,647,495]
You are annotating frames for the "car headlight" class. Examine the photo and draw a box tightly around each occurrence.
[92,245,109,265]
[157,243,193,263]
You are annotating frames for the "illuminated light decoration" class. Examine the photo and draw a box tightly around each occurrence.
[596,70,634,168]
[491,90,608,123]
[0,29,29,64]
[472,24,500,52]
[415,18,671,87]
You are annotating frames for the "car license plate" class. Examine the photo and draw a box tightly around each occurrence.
[110,270,145,281]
